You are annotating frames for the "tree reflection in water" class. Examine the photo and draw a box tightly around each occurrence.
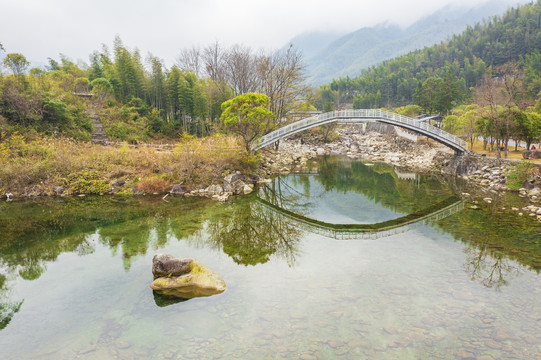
[463,246,525,290]
[205,196,303,266]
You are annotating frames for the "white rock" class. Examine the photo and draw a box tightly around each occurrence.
[528,188,541,197]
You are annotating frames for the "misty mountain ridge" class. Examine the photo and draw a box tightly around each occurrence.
[287,0,529,86]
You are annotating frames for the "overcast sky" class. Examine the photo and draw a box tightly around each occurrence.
[0,0,529,67]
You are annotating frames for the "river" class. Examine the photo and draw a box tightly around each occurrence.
[1,156,540,359]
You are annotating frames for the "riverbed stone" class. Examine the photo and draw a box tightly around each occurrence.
[150,256,226,299]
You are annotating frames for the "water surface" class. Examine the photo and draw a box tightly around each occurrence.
[1,157,541,359]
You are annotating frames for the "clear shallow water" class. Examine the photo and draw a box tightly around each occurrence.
[1,157,541,359]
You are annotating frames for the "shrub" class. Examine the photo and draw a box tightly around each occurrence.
[66,169,110,194]
[239,151,262,171]
[137,176,171,194]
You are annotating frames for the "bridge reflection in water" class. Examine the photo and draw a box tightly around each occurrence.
[257,185,464,240]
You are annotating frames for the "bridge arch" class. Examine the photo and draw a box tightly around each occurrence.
[252,109,469,154]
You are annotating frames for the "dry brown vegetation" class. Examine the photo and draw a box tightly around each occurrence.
[0,133,245,196]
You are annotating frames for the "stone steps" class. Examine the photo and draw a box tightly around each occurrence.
[86,108,109,145]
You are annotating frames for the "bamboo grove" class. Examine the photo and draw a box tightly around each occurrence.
[0,37,305,143]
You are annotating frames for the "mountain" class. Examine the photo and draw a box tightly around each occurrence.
[284,31,344,61]
[286,0,530,86]
[325,0,541,109]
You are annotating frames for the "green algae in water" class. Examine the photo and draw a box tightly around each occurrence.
[0,158,541,359]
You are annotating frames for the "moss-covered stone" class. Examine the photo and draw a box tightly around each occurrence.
[149,257,226,299]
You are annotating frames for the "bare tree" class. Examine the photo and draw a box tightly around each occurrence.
[475,74,506,159]
[202,41,225,81]
[224,44,259,96]
[176,46,202,77]
[256,45,306,123]
[176,41,307,132]
[476,64,530,158]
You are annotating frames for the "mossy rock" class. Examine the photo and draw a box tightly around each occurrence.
[149,257,226,299]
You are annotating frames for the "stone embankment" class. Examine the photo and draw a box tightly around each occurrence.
[168,172,272,203]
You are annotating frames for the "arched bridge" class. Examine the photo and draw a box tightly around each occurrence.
[252,109,468,154]
[257,194,465,240]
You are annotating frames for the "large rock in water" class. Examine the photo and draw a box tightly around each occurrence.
[150,255,226,299]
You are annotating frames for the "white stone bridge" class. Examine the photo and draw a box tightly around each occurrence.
[252,109,468,154]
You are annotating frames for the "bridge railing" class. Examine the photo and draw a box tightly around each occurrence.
[370,109,467,149]
[253,109,467,151]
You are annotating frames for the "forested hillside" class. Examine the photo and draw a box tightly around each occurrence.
[293,0,524,86]
[322,0,541,112]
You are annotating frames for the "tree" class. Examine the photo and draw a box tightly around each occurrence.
[220,93,275,153]
[436,69,464,113]
[475,74,507,158]
[516,111,541,150]
[176,46,202,77]
[414,77,442,114]
[90,77,113,106]
[256,45,306,122]
[224,44,258,96]
[2,53,29,84]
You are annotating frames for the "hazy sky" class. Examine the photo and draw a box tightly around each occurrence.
[0,0,528,66]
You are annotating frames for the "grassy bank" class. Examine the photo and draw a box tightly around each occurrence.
[0,133,247,197]
[469,139,541,163]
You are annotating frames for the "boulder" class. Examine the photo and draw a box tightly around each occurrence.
[224,173,246,194]
[224,179,245,194]
[152,254,193,278]
[170,184,188,195]
[523,150,541,159]
[528,187,541,198]
[224,172,242,185]
[150,255,226,299]
[205,184,224,195]
[114,179,126,187]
